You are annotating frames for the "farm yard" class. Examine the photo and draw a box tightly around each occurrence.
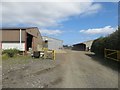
[1,26,120,88]
[1,1,119,89]
[1,25,120,89]
[2,50,118,88]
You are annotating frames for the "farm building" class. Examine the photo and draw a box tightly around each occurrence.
[83,40,94,51]
[72,40,94,51]
[72,43,86,51]
[42,36,63,50]
[0,27,43,52]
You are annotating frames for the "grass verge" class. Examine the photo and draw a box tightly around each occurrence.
[2,54,34,65]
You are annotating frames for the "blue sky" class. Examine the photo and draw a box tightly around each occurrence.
[41,2,118,45]
[1,1,118,45]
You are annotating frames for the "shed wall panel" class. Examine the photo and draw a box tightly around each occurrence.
[2,43,25,51]
[43,36,63,50]
[2,30,25,42]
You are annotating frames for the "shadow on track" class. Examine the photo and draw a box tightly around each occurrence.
[85,53,119,72]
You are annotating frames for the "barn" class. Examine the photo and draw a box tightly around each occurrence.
[72,40,94,51]
[42,36,63,50]
[0,27,43,53]
[72,43,86,51]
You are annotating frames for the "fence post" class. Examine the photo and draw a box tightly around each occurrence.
[53,50,55,60]
[117,51,120,61]
[43,48,48,59]
[104,48,106,59]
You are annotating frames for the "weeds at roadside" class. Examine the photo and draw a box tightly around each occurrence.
[2,54,42,66]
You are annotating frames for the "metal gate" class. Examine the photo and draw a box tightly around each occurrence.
[104,48,120,61]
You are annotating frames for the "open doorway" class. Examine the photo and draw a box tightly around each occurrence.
[72,43,86,51]
[26,33,33,51]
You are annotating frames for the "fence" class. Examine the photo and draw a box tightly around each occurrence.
[42,48,55,60]
[104,48,120,61]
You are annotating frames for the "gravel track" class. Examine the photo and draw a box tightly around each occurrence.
[2,50,118,88]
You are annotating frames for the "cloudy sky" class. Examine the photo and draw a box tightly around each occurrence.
[0,0,118,45]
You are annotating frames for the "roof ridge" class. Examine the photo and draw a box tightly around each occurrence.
[0,27,38,30]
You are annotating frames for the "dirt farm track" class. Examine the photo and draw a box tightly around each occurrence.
[2,50,119,88]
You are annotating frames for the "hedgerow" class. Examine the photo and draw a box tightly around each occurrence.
[91,26,119,57]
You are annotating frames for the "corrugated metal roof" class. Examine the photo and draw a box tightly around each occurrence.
[0,27,38,30]
[73,43,85,46]
[42,36,63,42]
[1,27,40,42]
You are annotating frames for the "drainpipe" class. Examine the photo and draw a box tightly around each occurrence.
[20,29,22,50]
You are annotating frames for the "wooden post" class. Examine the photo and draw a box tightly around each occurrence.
[53,50,55,60]
[104,48,106,59]
[117,51,120,61]
[44,48,48,59]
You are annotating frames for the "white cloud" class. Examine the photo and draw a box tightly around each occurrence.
[1,1,102,27]
[80,26,116,35]
[2,0,118,2]
[2,0,93,2]
[93,0,119,2]
[40,29,63,35]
